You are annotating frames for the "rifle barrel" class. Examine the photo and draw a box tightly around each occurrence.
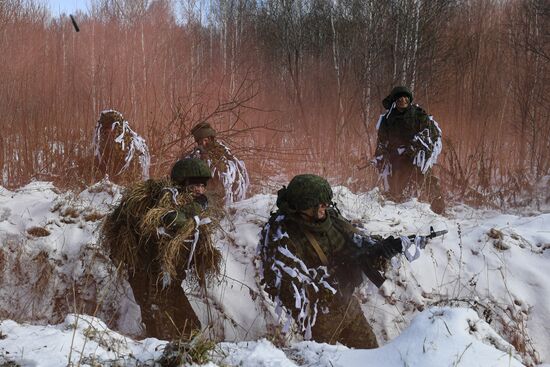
[431,229,448,238]
[408,229,448,240]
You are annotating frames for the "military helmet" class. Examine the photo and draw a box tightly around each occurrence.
[171,158,211,185]
[382,86,413,109]
[191,122,217,140]
[277,174,333,212]
[98,110,124,127]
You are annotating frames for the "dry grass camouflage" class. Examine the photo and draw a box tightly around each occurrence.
[100,178,221,285]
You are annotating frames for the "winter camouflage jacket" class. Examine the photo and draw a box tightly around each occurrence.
[93,110,150,180]
[184,140,249,205]
[374,104,442,174]
[258,208,386,339]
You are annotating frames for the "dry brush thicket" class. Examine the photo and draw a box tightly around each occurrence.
[0,0,548,207]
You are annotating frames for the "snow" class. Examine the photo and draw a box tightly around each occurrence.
[0,308,528,366]
[1,180,549,366]
[0,315,165,366]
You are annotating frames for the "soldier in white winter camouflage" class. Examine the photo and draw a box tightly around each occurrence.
[182,122,249,206]
[92,110,150,182]
[373,86,445,214]
[258,174,426,348]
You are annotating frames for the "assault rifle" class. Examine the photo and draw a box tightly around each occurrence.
[354,226,448,288]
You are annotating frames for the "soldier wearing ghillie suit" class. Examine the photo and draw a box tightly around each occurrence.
[93,110,151,182]
[373,86,445,214]
[258,174,409,348]
[101,158,221,340]
[182,122,249,206]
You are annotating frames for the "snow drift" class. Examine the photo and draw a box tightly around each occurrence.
[0,180,549,366]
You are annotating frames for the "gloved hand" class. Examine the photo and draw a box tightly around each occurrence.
[401,235,422,262]
[161,209,186,228]
[379,236,403,259]
[193,194,208,210]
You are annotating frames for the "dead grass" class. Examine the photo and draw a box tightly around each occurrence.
[26,227,51,237]
[157,330,218,366]
[61,207,79,218]
[101,179,221,284]
[28,252,55,318]
[82,212,104,222]
[0,250,5,280]
[430,297,538,365]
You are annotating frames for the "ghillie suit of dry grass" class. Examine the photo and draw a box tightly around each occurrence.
[92,110,151,183]
[101,178,222,285]
[184,140,250,206]
[100,178,223,339]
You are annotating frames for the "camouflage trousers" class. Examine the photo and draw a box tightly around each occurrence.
[312,295,378,349]
[387,155,445,214]
[129,270,201,340]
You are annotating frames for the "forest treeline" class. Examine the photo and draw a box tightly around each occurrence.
[0,0,548,207]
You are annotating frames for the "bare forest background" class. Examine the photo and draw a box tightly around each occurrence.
[0,0,548,207]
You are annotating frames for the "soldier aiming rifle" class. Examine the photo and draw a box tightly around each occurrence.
[258,174,447,348]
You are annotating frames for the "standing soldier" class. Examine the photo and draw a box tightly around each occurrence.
[258,174,412,348]
[373,86,445,214]
[92,109,150,181]
[101,158,221,340]
[182,122,250,206]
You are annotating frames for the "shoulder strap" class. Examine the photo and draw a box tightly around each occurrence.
[303,229,329,266]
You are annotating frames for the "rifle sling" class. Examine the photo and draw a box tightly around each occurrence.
[303,230,329,266]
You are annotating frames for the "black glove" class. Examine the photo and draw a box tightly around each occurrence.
[379,236,403,259]
[194,194,208,210]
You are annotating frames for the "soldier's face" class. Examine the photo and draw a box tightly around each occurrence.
[395,95,410,111]
[188,183,207,196]
[317,203,328,220]
[300,203,328,222]
[196,137,210,147]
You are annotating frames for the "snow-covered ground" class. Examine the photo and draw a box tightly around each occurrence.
[0,180,549,366]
